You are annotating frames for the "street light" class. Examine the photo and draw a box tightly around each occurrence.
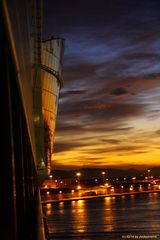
[147,169,151,180]
[76,172,81,187]
[102,171,106,185]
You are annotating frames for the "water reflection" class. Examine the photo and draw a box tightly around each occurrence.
[46,193,160,239]
[59,201,64,207]
[130,194,135,205]
[71,200,87,233]
[104,197,115,231]
[46,203,52,215]
[121,195,126,201]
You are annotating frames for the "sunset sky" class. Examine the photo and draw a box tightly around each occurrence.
[44,0,160,170]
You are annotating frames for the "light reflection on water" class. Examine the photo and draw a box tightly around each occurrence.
[72,200,87,233]
[103,197,115,232]
[46,203,52,215]
[44,193,160,240]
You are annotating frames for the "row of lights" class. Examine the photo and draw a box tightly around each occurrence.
[46,184,160,195]
[47,170,159,192]
[48,169,155,185]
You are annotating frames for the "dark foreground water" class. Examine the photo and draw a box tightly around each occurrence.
[44,193,160,240]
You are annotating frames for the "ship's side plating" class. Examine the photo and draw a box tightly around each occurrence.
[0,0,64,239]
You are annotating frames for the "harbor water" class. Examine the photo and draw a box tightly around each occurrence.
[44,192,160,240]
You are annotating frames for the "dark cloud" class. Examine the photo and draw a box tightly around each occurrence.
[101,139,121,144]
[110,87,129,96]
[134,151,150,154]
[124,52,160,61]
[107,127,134,132]
[60,89,86,98]
[54,142,83,153]
[82,145,147,155]
[104,73,160,97]
[155,130,160,135]
[56,123,84,132]
[59,100,146,121]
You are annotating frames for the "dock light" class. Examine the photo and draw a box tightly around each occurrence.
[105,183,109,187]
[71,189,74,193]
[121,186,124,189]
[77,185,81,190]
[49,175,53,179]
[47,191,50,195]
[59,190,62,194]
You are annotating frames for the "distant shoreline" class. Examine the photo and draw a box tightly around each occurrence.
[41,189,160,204]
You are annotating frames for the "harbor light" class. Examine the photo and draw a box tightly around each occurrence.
[76,172,81,177]
[147,169,151,179]
[105,183,109,187]
[130,185,133,191]
[111,186,114,192]
[102,171,106,184]
[76,172,81,186]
